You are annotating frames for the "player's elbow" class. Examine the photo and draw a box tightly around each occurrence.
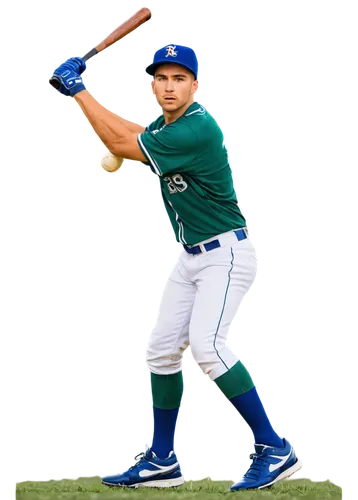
[108,143,122,157]
[108,143,130,159]
[109,134,146,162]
[108,132,134,157]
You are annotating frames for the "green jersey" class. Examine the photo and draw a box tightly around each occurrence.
[137,102,246,246]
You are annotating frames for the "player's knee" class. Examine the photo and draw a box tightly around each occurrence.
[191,337,232,377]
[146,344,183,374]
[146,352,183,374]
[190,339,213,375]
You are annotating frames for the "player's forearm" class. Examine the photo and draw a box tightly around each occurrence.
[74,90,139,153]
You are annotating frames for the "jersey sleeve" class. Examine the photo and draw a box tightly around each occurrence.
[137,123,199,176]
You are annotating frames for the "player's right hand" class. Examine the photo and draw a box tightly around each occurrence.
[49,61,87,98]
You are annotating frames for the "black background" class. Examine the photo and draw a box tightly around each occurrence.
[7,2,352,487]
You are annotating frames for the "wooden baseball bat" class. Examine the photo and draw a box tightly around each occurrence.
[49,7,151,89]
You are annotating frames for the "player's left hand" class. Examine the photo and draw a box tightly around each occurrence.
[54,54,90,75]
[51,57,87,97]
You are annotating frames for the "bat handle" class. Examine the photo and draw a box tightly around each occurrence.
[49,48,98,89]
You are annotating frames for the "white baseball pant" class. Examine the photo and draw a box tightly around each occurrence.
[146,229,258,381]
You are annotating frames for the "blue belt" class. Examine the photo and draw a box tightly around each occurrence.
[184,228,247,255]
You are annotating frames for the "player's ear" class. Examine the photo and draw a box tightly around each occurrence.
[191,79,198,95]
[148,80,154,97]
[151,79,156,94]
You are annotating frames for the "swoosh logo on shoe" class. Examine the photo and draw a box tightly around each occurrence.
[268,449,292,472]
[138,462,179,478]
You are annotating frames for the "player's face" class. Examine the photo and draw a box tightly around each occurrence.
[152,64,198,113]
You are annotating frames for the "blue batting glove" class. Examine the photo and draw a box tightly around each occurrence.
[54,54,90,75]
[49,62,88,99]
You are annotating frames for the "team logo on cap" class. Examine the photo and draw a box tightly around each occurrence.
[165,45,178,58]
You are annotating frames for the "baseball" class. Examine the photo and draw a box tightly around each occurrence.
[101,151,124,172]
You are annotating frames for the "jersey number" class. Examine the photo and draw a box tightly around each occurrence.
[164,174,188,194]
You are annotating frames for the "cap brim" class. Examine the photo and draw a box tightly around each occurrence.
[145,62,161,76]
[145,60,196,79]
[144,59,170,77]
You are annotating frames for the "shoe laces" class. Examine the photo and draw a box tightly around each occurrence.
[244,452,269,480]
[129,447,152,471]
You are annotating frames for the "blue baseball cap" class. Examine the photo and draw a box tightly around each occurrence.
[146,44,198,79]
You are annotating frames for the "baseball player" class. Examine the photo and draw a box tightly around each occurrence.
[50,44,301,491]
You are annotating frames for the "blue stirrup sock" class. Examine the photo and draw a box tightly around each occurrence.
[230,387,284,448]
[150,372,183,459]
[214,361,284,448]
[151,407,179,459]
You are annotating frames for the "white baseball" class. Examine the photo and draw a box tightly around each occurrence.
[101,152,124,172]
